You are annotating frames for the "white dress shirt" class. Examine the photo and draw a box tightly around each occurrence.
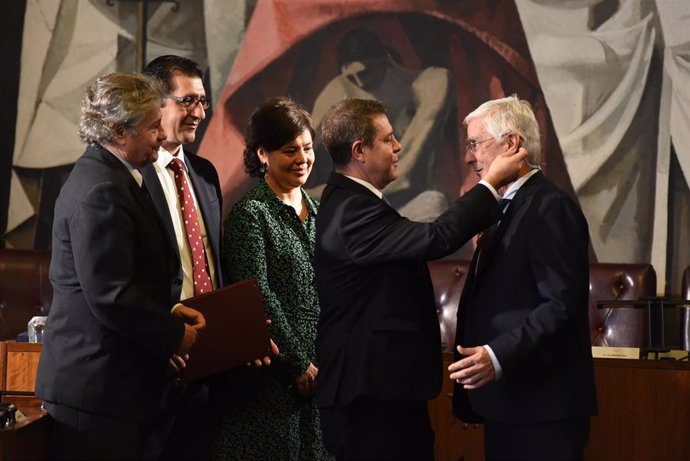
[153,146,218,300]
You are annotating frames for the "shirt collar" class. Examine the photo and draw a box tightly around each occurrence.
[343,175,383,199]
[156,145,188,173]
[502,168,539,201]
[104,148,143,187]
[257,179,318,218]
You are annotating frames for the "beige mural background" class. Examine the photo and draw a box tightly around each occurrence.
[5,0,690,296]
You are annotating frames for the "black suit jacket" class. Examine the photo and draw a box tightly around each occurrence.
[141,150,224,300]
[36,144,184,422]
[315,173,501,408]
[453,171,597,424]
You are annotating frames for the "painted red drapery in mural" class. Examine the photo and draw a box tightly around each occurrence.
[200,0,575,218]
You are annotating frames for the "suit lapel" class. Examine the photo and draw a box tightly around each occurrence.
[455,238,481,347]
[473,171,544,280]
[141,164,180,262]
[456,173,544,349]
[186,155,222,283]
[87,145,177,297]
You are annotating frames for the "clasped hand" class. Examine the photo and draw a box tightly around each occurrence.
[448,345,495,390]
[295,363,318,397]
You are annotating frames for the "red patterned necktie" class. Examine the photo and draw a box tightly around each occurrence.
[167,158,212,296]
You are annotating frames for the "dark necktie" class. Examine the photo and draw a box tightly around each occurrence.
[475,198,510,274]
[167,158,212,296]
[499,197,511,214]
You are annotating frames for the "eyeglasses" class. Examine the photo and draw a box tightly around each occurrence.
[465,137,495,153]
[164,94,210,110]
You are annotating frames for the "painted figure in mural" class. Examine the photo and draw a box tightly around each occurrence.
[141,55,224,460]
[309,27,452,221]
[212,97,330,460]
[450,96,597,460]
[35,72,206,460]
[313,98,525,460]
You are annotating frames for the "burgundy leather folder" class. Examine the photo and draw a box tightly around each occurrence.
[178,278,271,382]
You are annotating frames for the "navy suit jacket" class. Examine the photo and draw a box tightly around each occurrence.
[141,150,224,301]
[314,173,501,408]
[453,171,597,424]
[36,144,184,422]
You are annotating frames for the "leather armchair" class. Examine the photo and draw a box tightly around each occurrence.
[0,248,661,349]
[0,249,52,340]
[428,260,471,353]
[588,263,656,348]
[429,260,657,351]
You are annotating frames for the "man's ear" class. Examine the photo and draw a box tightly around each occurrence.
[112,124,127,144]
[351,140,366,163]
[507,133,521,153]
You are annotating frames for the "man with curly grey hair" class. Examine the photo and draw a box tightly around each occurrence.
[36,72,206,460]
[450,95,596,460]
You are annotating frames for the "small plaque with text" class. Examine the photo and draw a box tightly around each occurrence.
[591,346,640,359]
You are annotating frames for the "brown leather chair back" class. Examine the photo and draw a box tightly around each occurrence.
[683,266,690,300]
[428,260,471,353]
[429,259,657,351]
[0,249,52,340]
[588,263,656,347]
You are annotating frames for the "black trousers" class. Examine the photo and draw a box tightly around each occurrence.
[484,417,590,461]
[46,402,156,461]
[320,397,434,461]
[158,382,219,461]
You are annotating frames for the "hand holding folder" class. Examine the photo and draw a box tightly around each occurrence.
[177,278,272,382]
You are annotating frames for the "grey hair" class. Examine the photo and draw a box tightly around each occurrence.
[78,72,163,145]
[464,94,541,165]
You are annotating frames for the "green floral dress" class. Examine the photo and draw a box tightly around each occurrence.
[212,179,330,461]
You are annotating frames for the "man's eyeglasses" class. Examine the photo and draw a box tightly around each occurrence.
[465,137,495,153]
[164,94,210,110]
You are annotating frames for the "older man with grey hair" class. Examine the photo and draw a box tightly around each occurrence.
[36,72,205,460]
[450,95,597,460]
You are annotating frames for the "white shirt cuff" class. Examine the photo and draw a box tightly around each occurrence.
[483,345,503,380]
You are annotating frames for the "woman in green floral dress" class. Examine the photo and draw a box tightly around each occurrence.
[212,97,330,460]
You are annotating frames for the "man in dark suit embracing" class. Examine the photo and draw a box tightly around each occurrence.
[35,72,206,460]
[313,98,525,460]
[449,95,597,460]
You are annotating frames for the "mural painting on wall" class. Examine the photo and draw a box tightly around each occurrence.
[6,0,690,292]
[201,2,572,219]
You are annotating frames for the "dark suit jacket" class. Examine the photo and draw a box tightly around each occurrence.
[453,171,597,424]
[141,150,224,300]
[141,150,224,458]
[314,173,501,408]
[36,144,185,423]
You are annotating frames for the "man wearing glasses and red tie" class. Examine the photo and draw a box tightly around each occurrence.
[141,55,223,460]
